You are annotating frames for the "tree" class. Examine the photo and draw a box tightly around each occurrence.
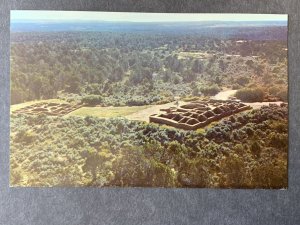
[177,158,211,188]
[240,42,252,57]
[81,148,113,185]
[200,84,220,96]
[219,154,250,188]
[30,76,43,99]
[236,76,249,86]
[110,147,176,187]
[251,160,287,188]
[255,64,266,76]
[191,59,203,73]
[11,86,26,104]
[182,70,197,83]
[235,87,265,102]
[218,59,226,72]
[109,66,124,82]
[81,95,103,106]
[65,72,80,93]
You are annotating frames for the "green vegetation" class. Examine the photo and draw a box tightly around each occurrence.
[235,87,265,102]
[11,32,287,106]
[81,95,103,106]
[10,105,288,188]
[200,84,221,96]
[10,28,288,188]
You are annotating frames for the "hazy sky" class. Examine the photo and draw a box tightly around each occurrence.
[11,10,287,22]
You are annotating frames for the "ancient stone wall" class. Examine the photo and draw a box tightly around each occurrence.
[13,102,81,116]
[149,100,251,130]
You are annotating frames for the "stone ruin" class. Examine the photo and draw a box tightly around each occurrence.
[13,102,82,117]
[149,99,252,130]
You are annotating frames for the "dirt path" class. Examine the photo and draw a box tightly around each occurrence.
[126,90,285,122]
[213,89,284,109]
[213,89,237,100]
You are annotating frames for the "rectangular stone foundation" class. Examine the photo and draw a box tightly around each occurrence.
[149,100,251,130]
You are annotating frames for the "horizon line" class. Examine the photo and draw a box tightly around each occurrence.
[11,11,288,23]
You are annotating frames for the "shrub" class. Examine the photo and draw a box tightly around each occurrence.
[110,147,176,187]
[268,86,288,102]
[232,84,241,90]
[277,89,288,102]
[236,76,249,86]
[10,169,22,185]
[126,98,147,106]
[200,84,220,96]
[177,158,211,188]
[245,59,254,67]
[10,104,288,188]
[219,154,249,188]
[268,86,281,96]
[251,160,287,188]
[269,133,288,150]
[235,87,264,102]
[81,95,103,106]
[15,129,36,144]
[250,141,262,157]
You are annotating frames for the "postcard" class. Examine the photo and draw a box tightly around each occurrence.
[10,11,288,188]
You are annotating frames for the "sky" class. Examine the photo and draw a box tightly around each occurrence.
[11,11,287,23]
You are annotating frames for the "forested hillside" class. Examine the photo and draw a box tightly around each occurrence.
[11,104,287,188]
[10,21,288,188]
[11,30,287,105]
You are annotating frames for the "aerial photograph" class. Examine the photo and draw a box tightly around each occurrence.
[10,11,288,188]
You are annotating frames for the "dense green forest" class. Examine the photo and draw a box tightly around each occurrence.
[11,104,287,188]
[10,27,288,188]
[11,32,287,105]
